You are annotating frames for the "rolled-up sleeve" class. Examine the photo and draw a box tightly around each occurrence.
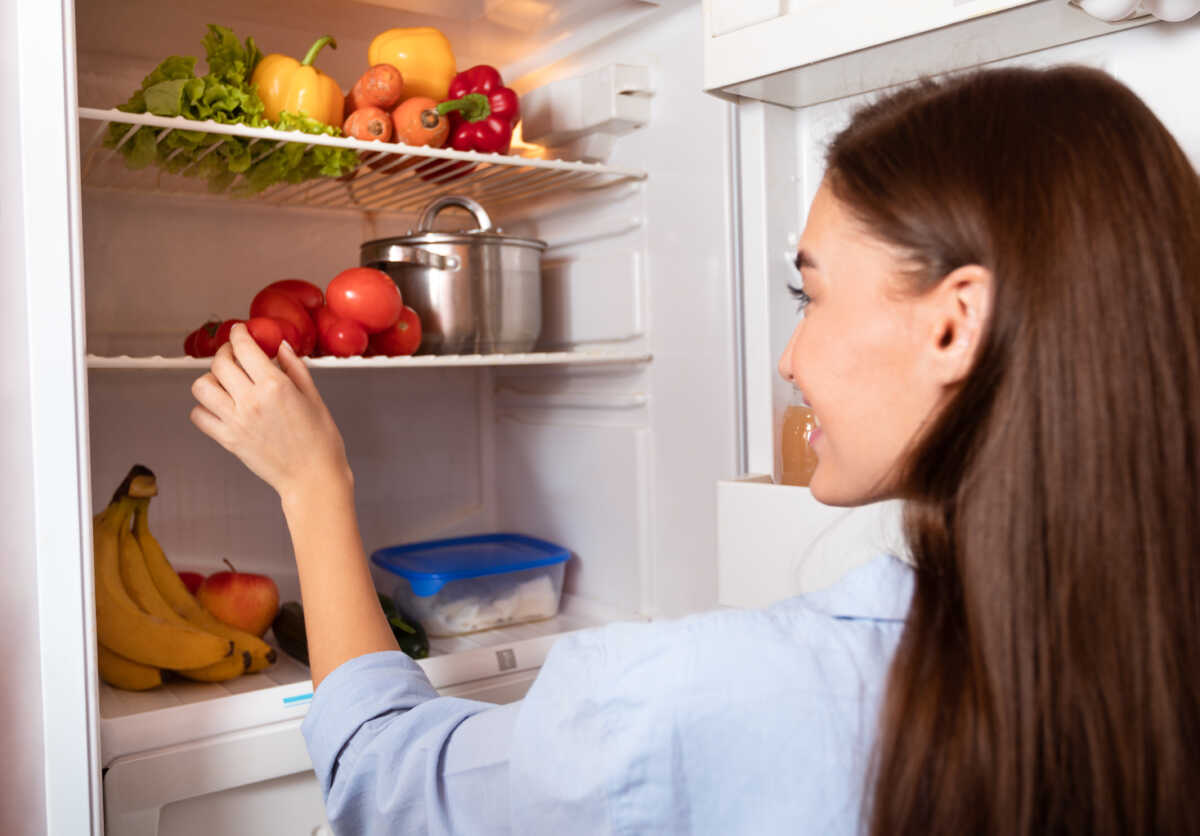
[301,651,519,836]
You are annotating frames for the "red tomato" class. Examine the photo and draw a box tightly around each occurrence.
[319,317,369,357]
[368,305,422,356]
[245,317,284,358]
[184,320,222,357]
[249,289,316,356]
[263,279,324,315]
[326,267,404,334]
[277,319,303,353]
[212,318,243,351]
[314,305,338,338]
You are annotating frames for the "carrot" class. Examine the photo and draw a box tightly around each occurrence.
[347,65,404,112]
[343,107,393,142]
[391,97,449,148]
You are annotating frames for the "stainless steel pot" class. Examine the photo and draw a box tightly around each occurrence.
[360,195,547,355]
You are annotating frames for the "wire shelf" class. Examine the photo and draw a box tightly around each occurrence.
[78,108,646,214]
[86,351,652,370]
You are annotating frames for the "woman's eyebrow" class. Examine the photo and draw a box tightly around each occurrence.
[794,249,819,272]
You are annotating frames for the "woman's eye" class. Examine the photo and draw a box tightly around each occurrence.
[787,285,811,314]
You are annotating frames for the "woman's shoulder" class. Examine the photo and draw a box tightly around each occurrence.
[509,554,912,834]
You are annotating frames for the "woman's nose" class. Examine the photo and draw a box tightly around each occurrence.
[778,326,799,382]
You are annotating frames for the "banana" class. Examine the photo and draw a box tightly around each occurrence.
[97,644,164,691]
[134,500,277,673]
[118,509,249,682]
[93,499,234,670]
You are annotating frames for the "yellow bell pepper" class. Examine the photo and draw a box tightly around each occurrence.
[368,27,457,102]
[252,35,344,127]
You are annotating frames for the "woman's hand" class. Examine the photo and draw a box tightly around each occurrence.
[189,323,351,506]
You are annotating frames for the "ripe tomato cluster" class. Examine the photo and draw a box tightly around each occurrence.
[184,268,422,359]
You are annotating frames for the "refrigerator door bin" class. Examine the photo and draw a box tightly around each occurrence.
[716,475,906,609]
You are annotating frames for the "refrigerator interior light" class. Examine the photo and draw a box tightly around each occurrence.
[1140,0,1200,20]
[1074,0,1142,20]
[1074,0,1200,19]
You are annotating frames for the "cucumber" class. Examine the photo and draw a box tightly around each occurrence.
[271,601,309,667]
[271,597,428,666]
[378,594,429,660]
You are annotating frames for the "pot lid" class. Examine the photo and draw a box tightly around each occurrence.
[362,194,546,255]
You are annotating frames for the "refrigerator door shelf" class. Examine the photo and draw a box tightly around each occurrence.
[99,597,635,766]
[716,475,906,609]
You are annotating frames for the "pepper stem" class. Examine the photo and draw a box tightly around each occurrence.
[437,93,491,123]
[301,35,337,67]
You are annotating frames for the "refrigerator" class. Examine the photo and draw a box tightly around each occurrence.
[4,0,1197,832]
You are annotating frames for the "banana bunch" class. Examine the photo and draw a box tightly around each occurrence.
[94,465,276,691]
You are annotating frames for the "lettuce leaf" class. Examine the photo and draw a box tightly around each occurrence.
[105,24,359,193]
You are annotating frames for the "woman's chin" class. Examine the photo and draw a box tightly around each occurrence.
[808,468,872,508]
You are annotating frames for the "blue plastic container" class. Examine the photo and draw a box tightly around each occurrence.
[371,534,570,636]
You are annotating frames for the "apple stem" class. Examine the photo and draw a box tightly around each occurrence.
[223,558,238,573]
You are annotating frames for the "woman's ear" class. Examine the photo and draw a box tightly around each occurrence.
[924,264,993,385]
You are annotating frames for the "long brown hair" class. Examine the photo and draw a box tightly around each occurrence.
[825,66,1200,834]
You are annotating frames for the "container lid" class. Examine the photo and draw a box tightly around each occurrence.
[371,533,570,597]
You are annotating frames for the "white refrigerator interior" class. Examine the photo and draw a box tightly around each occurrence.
[8,0,1199,832]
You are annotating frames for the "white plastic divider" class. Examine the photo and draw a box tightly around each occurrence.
[78,108,646,214]
[98,594,640,766]
[87,351,653,370]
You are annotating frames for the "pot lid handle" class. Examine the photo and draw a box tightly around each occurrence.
[415,195,494,234]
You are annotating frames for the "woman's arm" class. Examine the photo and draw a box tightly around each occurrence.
[189,323,397,687]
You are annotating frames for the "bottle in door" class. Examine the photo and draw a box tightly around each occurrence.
[780,391,819,487]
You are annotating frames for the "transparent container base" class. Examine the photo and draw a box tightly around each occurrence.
[392,563,567,638]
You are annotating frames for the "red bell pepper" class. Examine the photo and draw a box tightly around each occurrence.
[436,65,520,154]
[418,65,519,183]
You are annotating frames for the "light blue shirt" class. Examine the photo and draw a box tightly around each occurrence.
[301,554,913,835]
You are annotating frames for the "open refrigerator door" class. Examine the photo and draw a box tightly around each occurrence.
[711,1,1200,611]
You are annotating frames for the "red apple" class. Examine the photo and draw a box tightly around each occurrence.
[178,571,205,596]
[196,559,280,637]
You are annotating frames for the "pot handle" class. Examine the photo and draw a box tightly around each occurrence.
[367,245,460,272]
[415,195,494,234]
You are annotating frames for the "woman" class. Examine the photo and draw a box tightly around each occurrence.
[190,64,1200,834]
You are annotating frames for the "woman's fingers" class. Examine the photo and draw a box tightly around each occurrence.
[191,372,234,420]
[277,339,320,400]
[188,403,230,448]
[211,342,253,402]
[229,322,279,384]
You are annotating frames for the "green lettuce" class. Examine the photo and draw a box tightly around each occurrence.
[105,25,359,193]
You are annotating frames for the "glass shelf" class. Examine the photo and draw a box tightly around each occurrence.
[86,351,653,370]
[78,107,646,215]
